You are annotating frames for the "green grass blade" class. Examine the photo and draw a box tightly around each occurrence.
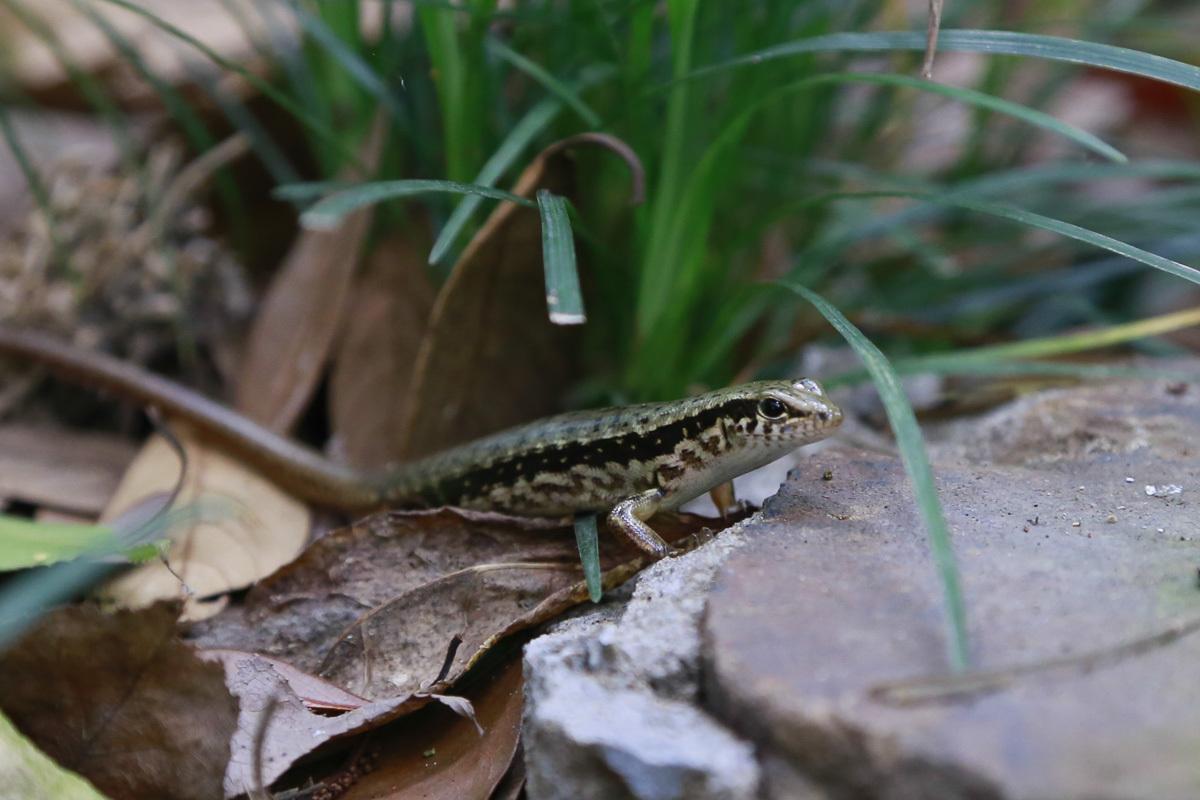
[816,72,1125,163]
[0,504,222,646]
[0,516,119,571]
[289,0,409,127]
[915,193,1200,287]
[683,29,1200,94]
[785,283,970,673]
[424,64,614,267]
[537,190,585,325]
[4,0,139,173]
[187,60,301,187]
[795,190,1200,289]
[419,2,485,182]
[0,105,55,241]
[0,712,107,799]
[890,360,1197,383]
[273,181,352,202]
[912,305,1200,368]
[297,179,534,230]
[489,39,603,127]
[635,0,699,336]
[429,97,562,265]
[95,0,361,167]
[574,514,603,603]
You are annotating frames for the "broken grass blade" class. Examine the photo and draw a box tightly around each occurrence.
[573,514,603,603]
[536,190,586,325]
[784,283,970,673]
[299,180,535,230]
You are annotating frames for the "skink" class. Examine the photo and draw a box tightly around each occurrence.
[0,326,842,558]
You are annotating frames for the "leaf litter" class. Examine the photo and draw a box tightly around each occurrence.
[187,506,735,796]
[0,602,238,800]
[0,134,682,799]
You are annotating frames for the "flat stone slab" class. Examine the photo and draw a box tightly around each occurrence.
[702,380,1200,799]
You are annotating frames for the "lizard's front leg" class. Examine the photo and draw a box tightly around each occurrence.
[608,488,678,559]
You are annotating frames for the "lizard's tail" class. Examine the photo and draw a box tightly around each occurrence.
[0,324,389,511]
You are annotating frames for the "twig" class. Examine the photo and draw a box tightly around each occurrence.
[248,694,283,800]
[921,0,944,80]
[871,611,1200,706]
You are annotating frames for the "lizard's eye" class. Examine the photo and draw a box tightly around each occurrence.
[757,398,787,419]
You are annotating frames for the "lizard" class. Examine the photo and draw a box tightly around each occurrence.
[0,325,843,558]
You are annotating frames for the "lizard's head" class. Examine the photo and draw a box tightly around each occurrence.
[724,378,843,450]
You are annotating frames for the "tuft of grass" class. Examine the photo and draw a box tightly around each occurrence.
[7,0,1200,671]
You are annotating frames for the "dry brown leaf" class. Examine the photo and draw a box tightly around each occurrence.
[186,508,739,684]
[202,650,370,712]
[0,423,137,515]
[490,745,527,800]
[186,510,735,794]
[0,602,238,800]
[397,146,581,459]
[203,648,428,798]
[318,563,574,699]
[96,422,310,621]
[338,656,525,800]
[329,232,436,469]
[234,116,387,432]
[185,509,575,671]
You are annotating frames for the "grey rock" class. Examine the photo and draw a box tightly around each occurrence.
[702,378,1200,800]
[524,614,760,800]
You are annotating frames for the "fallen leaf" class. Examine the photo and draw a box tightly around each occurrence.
[0,602,238,800]
[338,656,525,800]
[186,509,575,672]
[397,143,581,459]
[186,510,736,795]
[0,711,107,800]
[0,423,137,515]
[202,650,368,713]
[234,116,387,432]
[186,507,739,685]
[489,744,527,800]
[203,648,427,798]
[328,232,436,469]
[317,563,575,699]
[96,422,310,621]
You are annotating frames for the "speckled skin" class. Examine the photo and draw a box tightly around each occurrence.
[0,326,842,557]
[384,378,843,557]
[389,379,843,515]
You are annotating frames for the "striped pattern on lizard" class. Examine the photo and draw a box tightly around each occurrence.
[0,326,843,558]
